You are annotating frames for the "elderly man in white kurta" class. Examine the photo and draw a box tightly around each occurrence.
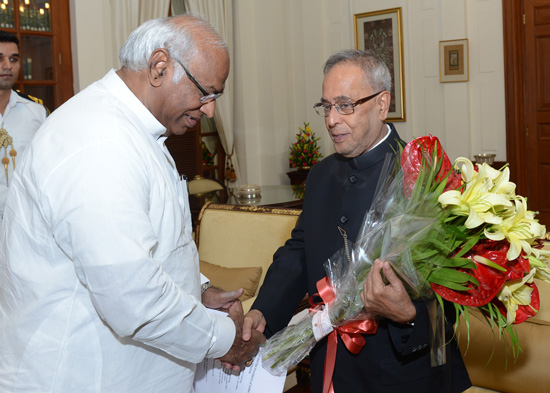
[0,15,262,392]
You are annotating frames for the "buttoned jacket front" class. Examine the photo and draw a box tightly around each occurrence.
[254,124,471,393]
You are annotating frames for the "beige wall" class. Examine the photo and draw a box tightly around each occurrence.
[70,0,115,92]
[69,0,505,186]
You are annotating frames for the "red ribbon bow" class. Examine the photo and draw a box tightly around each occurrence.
[310,276,379,393]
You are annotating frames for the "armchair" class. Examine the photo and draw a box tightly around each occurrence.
[195,202,300,312]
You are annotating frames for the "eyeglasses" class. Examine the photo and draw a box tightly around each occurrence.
[313,91,383,117]
[172,57,223,104]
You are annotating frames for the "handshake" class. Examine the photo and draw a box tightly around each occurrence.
[202,287,267,371]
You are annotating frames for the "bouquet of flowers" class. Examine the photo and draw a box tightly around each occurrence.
[262,135,549,381]
[289,122,323,169]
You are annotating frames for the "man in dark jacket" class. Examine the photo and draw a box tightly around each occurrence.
[243,49,471,393]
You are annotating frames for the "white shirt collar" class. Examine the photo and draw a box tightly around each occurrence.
[101,69,167,140]
[369,123,392,152]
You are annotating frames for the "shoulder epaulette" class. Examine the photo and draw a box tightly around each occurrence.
[15,90,50,115]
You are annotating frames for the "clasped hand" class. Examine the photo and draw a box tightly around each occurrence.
[203,287,265,371]
[361,259,416,324]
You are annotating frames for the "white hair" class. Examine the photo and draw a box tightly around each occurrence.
[118,14,227,82]
[324,49,392,93]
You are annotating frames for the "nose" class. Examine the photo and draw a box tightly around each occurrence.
[1,58,12,70]
[326,105,341,128]
[200,100,216,118]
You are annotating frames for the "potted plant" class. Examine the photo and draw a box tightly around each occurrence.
[288,122,322,170]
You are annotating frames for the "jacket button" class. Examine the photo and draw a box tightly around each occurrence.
[349,175,357,183]
[340,216,348,224]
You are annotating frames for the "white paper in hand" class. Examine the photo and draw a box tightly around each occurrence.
[194,347,286,393]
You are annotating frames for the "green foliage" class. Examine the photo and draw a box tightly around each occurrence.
[289,122,323,168]
[201,141,214,166]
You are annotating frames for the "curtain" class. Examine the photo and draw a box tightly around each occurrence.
[183,0,241,186]
[110,0,171,69]
[171,0,186,16]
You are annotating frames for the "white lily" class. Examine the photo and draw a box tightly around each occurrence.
[528,249,550,283]
[438,158,512,229]
[489,166,516,197]
[534,264,550,283]
[485,197,547,260]
[497,268,537,325]
[531,246,550,261]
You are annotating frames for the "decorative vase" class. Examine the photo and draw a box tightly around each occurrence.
[287,169,309,186]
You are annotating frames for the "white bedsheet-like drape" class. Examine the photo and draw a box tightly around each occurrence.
[183,0,241,186]
[110,0,171,68]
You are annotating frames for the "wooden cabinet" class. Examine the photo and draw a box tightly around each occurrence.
[165,121,227,228]
[165,124,202,179]
[165,120,226,182]
[0,0,73,111]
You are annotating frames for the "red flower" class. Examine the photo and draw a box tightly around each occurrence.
[401,135,462,198]
[431,240,533,308]
[431,245,508,307]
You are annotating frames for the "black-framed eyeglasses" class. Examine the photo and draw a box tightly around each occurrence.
[313,91,383,117]
[172,57,223,104]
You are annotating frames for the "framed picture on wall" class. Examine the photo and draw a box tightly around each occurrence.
[439,39,469,83]
[354,7,406,122]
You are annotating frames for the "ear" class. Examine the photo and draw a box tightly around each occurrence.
[148,48,169,87]
[377,91,391,121]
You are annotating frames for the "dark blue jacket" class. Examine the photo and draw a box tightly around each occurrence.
[253,124,471,393]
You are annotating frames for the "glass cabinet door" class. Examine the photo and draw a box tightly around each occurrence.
[20,33,54,109]
[0,0,15,29]
[0,0,51,32]
[0,0,72,111]
[19,0,51,31]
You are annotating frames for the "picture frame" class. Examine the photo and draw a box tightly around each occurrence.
[439,39,469,83]
[354,7,406,122]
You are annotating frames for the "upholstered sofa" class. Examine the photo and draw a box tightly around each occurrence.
[195,202,300,313]
[195,203,550,392]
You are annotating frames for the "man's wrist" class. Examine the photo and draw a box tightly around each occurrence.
[201,281,211,296]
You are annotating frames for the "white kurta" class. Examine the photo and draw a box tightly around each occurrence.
[0,90,47,222]
[0,70,235,392]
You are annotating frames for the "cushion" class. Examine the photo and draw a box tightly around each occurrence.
[200,260,262,301]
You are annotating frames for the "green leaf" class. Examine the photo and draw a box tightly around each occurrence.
[429,267,472,283]
[432,256,475,269]
[454,235,480,257]
[429,274,471,291]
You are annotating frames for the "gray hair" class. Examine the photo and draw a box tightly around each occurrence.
[118,14,227,82]
[323,49,391,92]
